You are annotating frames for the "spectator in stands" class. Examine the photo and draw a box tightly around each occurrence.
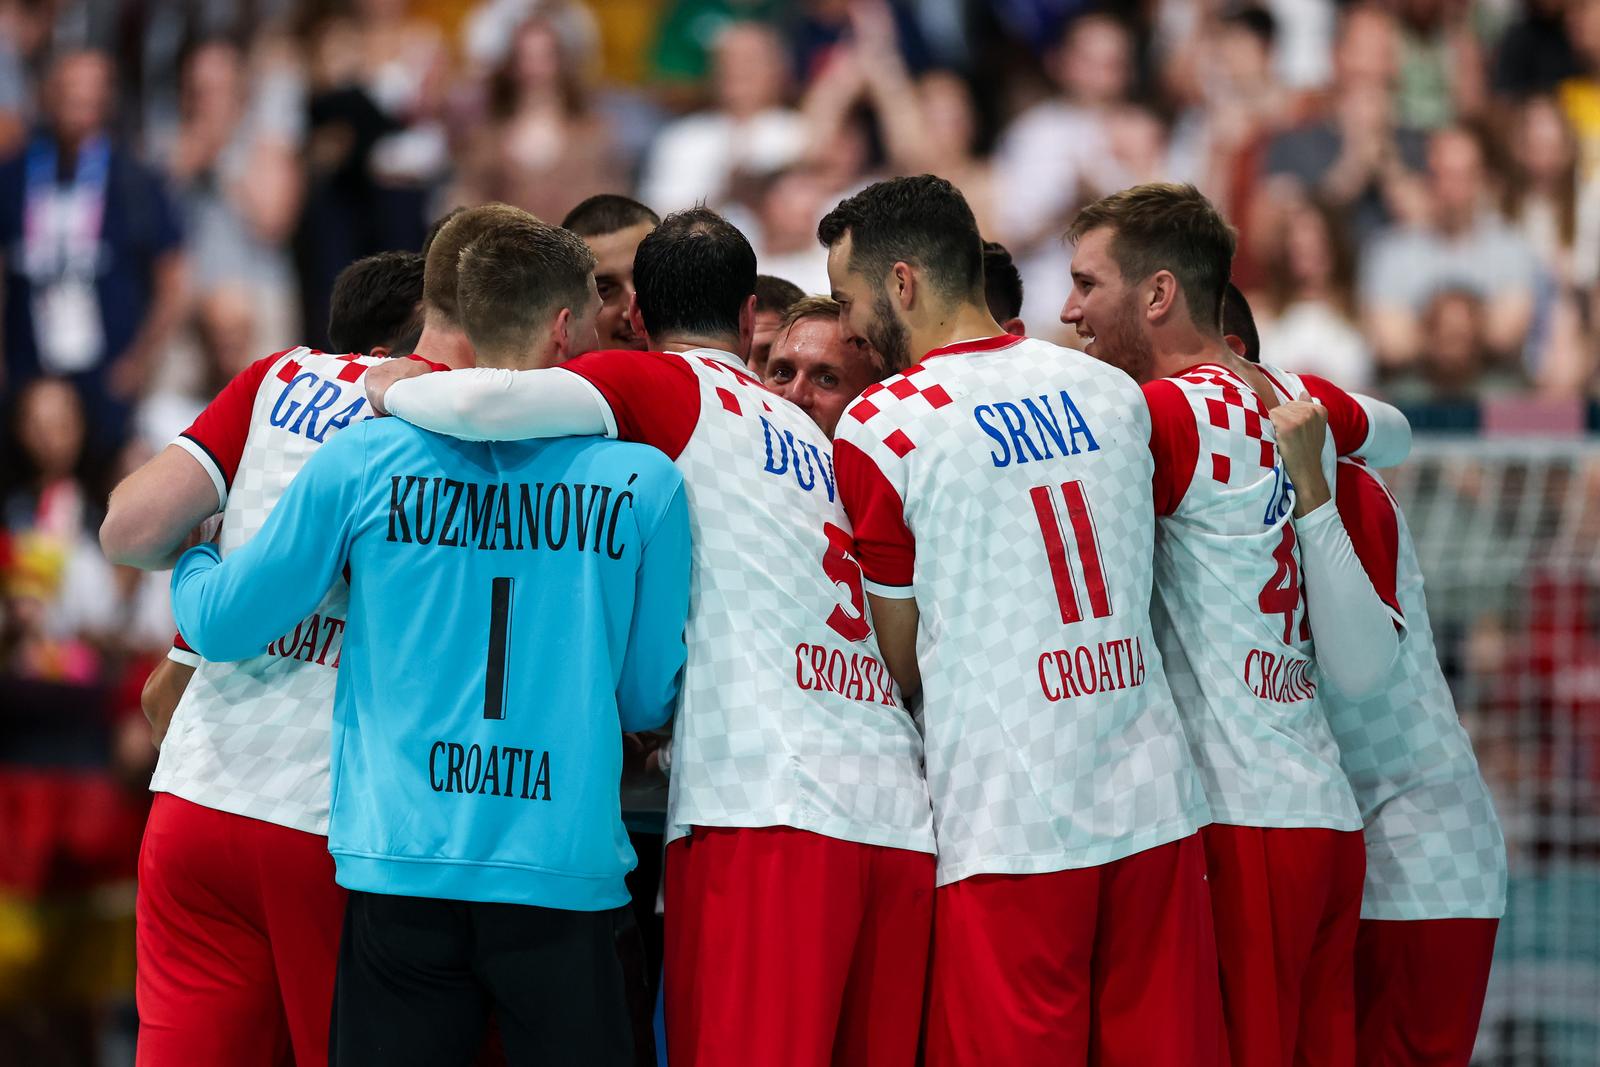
[749,273,804,377]
[753,167,833,294]
[640,21,804,212]
[160,39,302,360]
[982,240,1025,336]
[990,13,1136,261]
[1386,288,1526,404]
[762,295,888,436]
[1505,94,1600,291]
[1389,0,1486,130]
[1561,0,1600,181]
[458,17,623,224]
[0,50,187,454]
[1493,0,1581,99]
[1256,197,1375,388]
[561,194,660,353]
[1361,124,1539,370]
[649,0,787,86]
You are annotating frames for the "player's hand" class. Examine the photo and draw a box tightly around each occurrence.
[1270,393,1332,516]
[365,357,432,416]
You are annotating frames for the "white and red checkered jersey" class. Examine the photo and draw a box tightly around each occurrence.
[561,348,935,854]
[1324,458,1507,919]
[153,347,384,835]
[834,335,1209,886]
[1144,361,1362,831]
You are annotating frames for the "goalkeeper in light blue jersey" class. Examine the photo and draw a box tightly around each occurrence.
[170,213,688,1067]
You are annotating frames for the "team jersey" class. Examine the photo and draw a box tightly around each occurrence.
[1325,458,1507,919]
[170,423,689,911]
[561,348,934,854]
[153,347,384,834]
[1144,361,1363,831]
[834,335,1209,885]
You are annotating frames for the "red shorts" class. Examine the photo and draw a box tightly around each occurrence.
[1202,824,1366,1067]
[136,793,346,1067]
[925,833,1222,1067]
[1355,917,1498,1066]
[663,825,934,1067]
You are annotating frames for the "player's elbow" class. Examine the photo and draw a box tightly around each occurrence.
[99,505,171,568]
[1322,639,1398,701]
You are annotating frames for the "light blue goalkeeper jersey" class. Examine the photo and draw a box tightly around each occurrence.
[170,417,690,912]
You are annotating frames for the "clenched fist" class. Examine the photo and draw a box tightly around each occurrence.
[365,356,434,415]
[1269,392,1332,516]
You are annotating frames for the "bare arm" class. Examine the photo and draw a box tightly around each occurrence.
[100,445,221,569]
[867,592,921,708]
[141,657,195,748]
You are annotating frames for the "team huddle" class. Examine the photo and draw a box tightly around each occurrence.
[101,176,1506,1067]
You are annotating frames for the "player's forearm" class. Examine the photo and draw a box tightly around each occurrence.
[1352,396,1412,469]
[867,593,922,707]
[141,658,195,748]
[1297,501,1400,699]
[386,367,611,442]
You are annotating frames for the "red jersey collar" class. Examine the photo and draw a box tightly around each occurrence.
[922,334,1025,361]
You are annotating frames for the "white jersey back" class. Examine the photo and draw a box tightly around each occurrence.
[1324,459,1507,919]
[154,348,381,834]
[561,347,935,853]
[1145,362,1360,831]
[835,335,1208,885]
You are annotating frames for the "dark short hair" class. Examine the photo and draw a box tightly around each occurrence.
[982,240,1024,322]
[1220,282,1260,363]
[328,251,425,354]
[457,219,597,359]
[755,274,806,315]
[816,174,984,300]
[561,194,661,238]
[1066,182,1237,334]
[633,207,757,340]
[423,203,533,326]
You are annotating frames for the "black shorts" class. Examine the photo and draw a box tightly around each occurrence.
[330,890,633,1067]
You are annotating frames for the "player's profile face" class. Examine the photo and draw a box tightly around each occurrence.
[827,234,911,370]
[1062,226,1152,381]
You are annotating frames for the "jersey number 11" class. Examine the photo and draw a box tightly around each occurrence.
[1030,481,1113,626]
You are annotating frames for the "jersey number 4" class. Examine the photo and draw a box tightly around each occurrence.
[1029,481,1113,626]
[1259,526,1311,644]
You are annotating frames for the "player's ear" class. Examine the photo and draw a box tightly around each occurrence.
[737,292,757,362]
[1002,317,1026,337]
[1146,269,1179,322]
[1225,334,1247,358]
[891,261,915,311]
[627,291,648,347]
[552,306,573,361]
[369,345,392,359]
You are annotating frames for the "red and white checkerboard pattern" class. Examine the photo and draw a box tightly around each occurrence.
[1178,367,1276,484]
[155,350,385,835]
[652,349,935,856]
[835,338,1210,886]
[1152,362,1360,832]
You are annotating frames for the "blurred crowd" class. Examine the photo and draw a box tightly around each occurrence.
[2,0,1600,1061]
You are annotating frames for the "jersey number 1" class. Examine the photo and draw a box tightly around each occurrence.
[484,577,513,719]
[1030,481,1112,626]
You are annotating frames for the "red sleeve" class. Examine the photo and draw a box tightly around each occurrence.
[1333,463,1403,619]
[834,439,916,590]
[1142,380,1200,516]
[562,350,702,461]
[1300,374,1369,457]
[177,350,283,499]
[172,631,193,653]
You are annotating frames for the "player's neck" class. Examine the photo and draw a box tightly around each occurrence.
[1150,329,1232,382]
[410,324,476,370]
[653,333,742,358]
[912,303,1009,363]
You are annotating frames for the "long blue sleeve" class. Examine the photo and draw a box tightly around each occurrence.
[617,483,690,732]
[170,429,364,662]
